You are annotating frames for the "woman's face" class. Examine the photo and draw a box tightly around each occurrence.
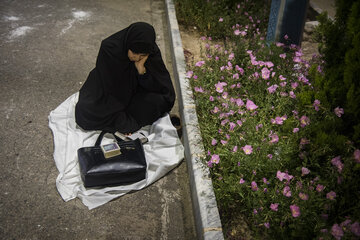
[128,49,148,62]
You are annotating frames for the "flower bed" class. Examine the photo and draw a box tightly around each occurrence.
[182,2,360,238]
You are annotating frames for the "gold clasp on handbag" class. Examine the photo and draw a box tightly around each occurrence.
[123,146,136,150]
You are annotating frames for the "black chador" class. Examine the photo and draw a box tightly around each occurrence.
[75,22,175,133]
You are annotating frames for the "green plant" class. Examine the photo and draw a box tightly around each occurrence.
[176,0,360,238]
[314,0,360,145]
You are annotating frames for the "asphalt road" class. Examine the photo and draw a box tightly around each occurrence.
[0,0,195,239]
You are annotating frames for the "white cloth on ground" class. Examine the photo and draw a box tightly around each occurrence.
[48,92,184,209]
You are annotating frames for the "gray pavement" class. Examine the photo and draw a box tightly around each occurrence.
[0,0,196,239]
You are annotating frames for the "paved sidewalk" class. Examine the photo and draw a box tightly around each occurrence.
[0,0,196,239]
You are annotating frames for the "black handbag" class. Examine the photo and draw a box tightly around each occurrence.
[77,131,147,188]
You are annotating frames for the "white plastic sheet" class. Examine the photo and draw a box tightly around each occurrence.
[48,93,184,209]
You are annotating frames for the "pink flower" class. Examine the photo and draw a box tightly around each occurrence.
[263,178,269,184]
[219,17,223,22]
[276,171,294,182]
[280,92,288,97]
[354,149,360,163]
[270,203,279,211]
[250,55,258,65]
[232,73,239,79]
[255,124,263,131]
[222,92,228,99]
[211,106,220,114]
[229,122,236,131]
[299,192,309,200]
[267,84,278,94]
[334,107,344,117]
[246,100,258,111]
[266,61,274,68]
[195,60,205,67]
[280,82,287,87]
[186,71,193,78]
[331,224,344,240]
[291,82,298,89]
[236,98,244,107]
[276,171,286,181]
[226,61,232,71]
[313,99,321,111]
[289,91,296,98]
[340,219,351,227]
[232,145,238,152]
[264,222,270,229]
[272,116,284,125]
[243,145,253,155]
[209,96,214,101]
[283,186,292,197]
[279,53,286,59]
[211,154,220,164]
[234,29,241,35]
[228,52,234,60]
[293,128,299,133]
[279,75,286,81]
[239,178,245,184]
[326,191,336,200]
[351,222,360,237]
[220,140,228,145]
[293,56,301,63]
[300,115,310,127]
[236,65,244,75]
[194,87,204,93]
[331,156,344,173]
[267,154,273,159]
[316,184,325,192]
[269,134,279,144]
[215,81,227,93]
[211,139,217,146]
[290,204,300,217]
[301,167,310,176]
[251,181,258,191]
[261,67,271,80]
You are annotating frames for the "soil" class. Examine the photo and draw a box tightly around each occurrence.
[178,24,203,65]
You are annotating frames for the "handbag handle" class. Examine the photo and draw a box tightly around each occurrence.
[95,131,123,146]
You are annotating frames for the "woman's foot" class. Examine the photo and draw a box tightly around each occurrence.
[170,113,182,139]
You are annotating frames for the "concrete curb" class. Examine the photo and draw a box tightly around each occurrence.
[309,1,334,20]
[165,0,224,239]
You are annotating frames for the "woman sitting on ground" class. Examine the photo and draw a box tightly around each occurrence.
[75,22,175,134]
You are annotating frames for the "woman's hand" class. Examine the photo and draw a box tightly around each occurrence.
[134,54,149,75]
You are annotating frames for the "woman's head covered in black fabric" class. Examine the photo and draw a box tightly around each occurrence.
[126,22,156,54]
